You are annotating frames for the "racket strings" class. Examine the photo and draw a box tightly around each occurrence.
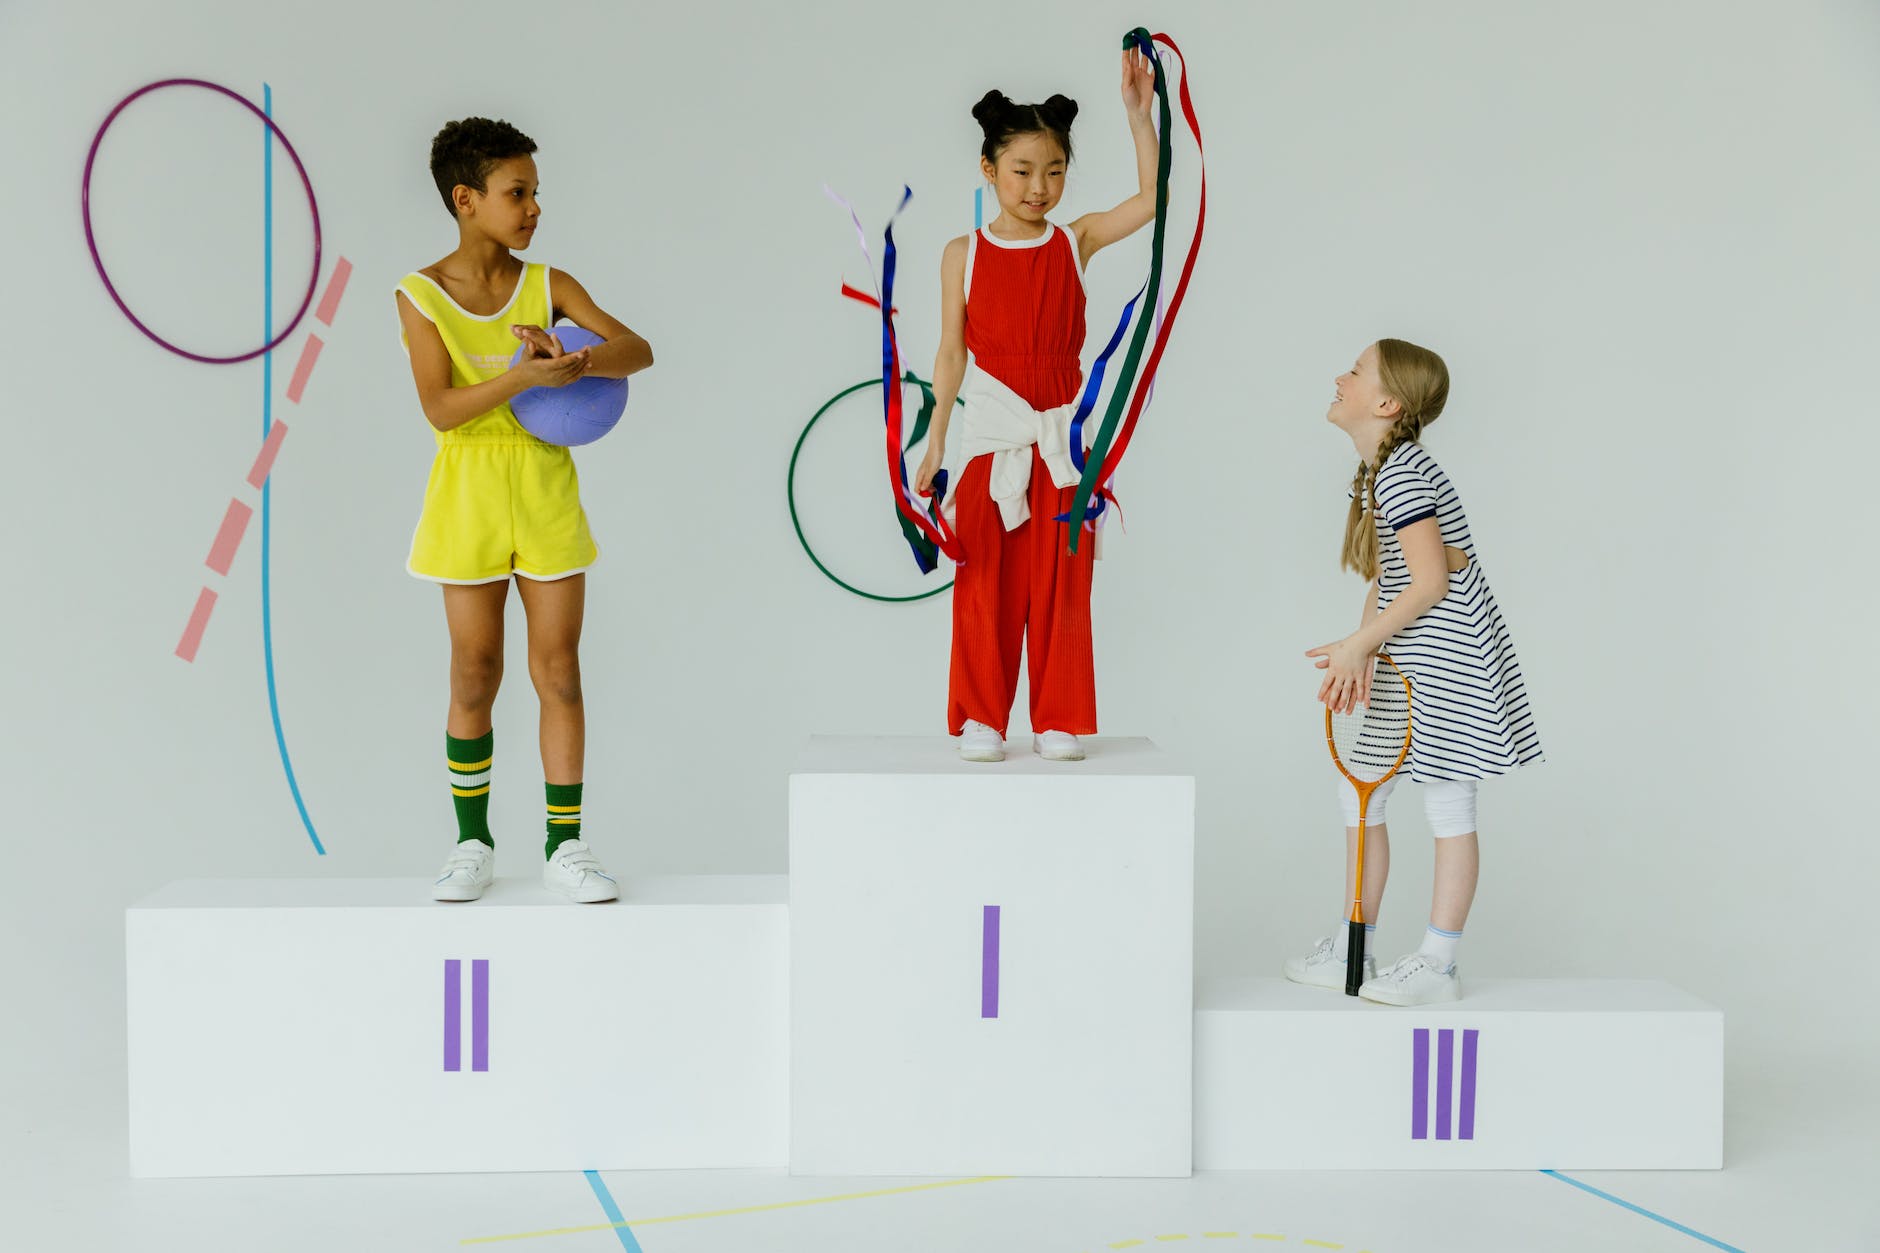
[1329,661,1411,783]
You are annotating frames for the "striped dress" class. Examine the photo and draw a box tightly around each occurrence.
[1369,442,1543,782]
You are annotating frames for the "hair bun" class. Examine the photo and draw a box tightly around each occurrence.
[1038,94,1080,128]
[972,89,1013,128]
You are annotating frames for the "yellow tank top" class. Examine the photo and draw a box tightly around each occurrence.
[397,261,554,445]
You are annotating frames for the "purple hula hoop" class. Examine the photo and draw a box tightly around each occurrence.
[81,78,323,364]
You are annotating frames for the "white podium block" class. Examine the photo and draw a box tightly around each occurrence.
[127,876,788,1177]
[789,736,1195,1177]
[1195,977,1722,1169]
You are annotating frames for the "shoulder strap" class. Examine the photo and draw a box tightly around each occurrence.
[396,273,447,324]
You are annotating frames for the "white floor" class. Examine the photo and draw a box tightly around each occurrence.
[3,1045,1871,1253]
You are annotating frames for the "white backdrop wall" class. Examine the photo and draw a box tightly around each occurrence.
[2,0,1875,1138]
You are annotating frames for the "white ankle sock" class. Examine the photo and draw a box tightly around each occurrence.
[1332,921,1378,960]
[1418,924,1462,971]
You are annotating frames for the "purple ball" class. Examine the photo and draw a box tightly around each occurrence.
[507,325,629,447]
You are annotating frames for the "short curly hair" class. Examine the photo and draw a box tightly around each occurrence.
[429,117,537,216]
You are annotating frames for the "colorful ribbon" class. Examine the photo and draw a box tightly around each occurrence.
[1058,276,1146,526]
[828,185,965,573]
[1062,28,1208,552]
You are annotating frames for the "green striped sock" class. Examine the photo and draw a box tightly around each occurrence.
[448,731,494,845]
[545,781,583,859]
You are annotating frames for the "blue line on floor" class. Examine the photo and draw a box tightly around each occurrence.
[583,1170,645,1252]
[1542,1169,1746,1252]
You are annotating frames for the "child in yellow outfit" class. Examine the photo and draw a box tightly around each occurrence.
[394,116,653,903]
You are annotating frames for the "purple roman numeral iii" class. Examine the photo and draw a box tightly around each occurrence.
[444,959,490,1073]
[1412,1027,1478,1140]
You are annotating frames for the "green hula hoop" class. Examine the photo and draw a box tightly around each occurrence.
[788,373,961,604]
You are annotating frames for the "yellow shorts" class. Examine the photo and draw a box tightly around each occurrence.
[407,436,599,584]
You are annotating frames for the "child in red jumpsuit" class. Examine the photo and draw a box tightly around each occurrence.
[915,50,1163,762]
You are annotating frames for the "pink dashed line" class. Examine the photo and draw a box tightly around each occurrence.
[205,499,254,576]
[176,587,218,662]
[247,420,289,489]
[178,256,348,663]
[285,334,323,404]
[315,256,352,325]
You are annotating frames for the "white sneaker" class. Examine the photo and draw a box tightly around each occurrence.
[958,719,1004,762]
[1033,730,1085,761]
[1359,953,1462,1006]
[543,839,618,903]
[1283,934,1377,989]
[432,839,494,901]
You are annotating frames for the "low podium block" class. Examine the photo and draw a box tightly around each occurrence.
[1195,977,1722,1169]
[789,736,1196,1177]
[127,876,788,1177]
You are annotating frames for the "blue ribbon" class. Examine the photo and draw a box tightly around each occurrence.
[1056,278,1146,526]
[877,186,940,573]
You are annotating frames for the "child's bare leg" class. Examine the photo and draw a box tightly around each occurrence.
[1430,832,1479,933]
[443,582,508,735]
[1344,822,1390,925]
[516,573,585,783]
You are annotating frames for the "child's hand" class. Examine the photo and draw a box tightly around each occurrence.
[510,324,564,360]
[914,442,946,496]
[516,345,591,389]
[1306,636,1376,714]
[1120,45,1156,123]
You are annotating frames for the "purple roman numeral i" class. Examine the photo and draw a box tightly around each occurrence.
[444,959,490,1073]
[1412,1027,1478,1140]
[981,906,1001,1019]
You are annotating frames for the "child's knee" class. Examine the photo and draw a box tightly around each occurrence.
[449,651,503,704]
[1424,780,1479,838]
[529,651,582,705]
[1337,773,1398,827]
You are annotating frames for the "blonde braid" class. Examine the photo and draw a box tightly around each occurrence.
[1341,461,1373,577]
[1341,409,1426,579]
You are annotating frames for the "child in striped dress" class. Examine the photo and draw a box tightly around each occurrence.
[913,47,1162,762]
[1290,339,1543,1005]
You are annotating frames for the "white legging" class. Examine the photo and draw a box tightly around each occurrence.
[1338,773,1479,838]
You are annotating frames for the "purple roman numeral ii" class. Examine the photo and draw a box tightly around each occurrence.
[1412,1027,1478,1140]
[444,959,490,1073]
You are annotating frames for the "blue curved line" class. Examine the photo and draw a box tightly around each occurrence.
[262,82,324,856]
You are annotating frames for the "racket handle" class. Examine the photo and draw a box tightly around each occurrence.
[1344,919,1367,997]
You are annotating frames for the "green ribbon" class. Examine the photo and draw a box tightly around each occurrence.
[1064,27,1174,553]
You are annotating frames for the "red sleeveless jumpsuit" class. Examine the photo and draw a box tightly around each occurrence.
[947,222,1098,738]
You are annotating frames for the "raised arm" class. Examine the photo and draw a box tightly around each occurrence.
[914,235,969,495]
[1069,48,1160,268]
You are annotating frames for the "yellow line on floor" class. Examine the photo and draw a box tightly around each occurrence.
[461,1176,1008,1244]
[1094,1233,1375,1250]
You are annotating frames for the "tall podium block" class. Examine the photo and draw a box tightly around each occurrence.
[127,876,788,1177]
[789,736,1196,1177]
[1195,977,1723,1169]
